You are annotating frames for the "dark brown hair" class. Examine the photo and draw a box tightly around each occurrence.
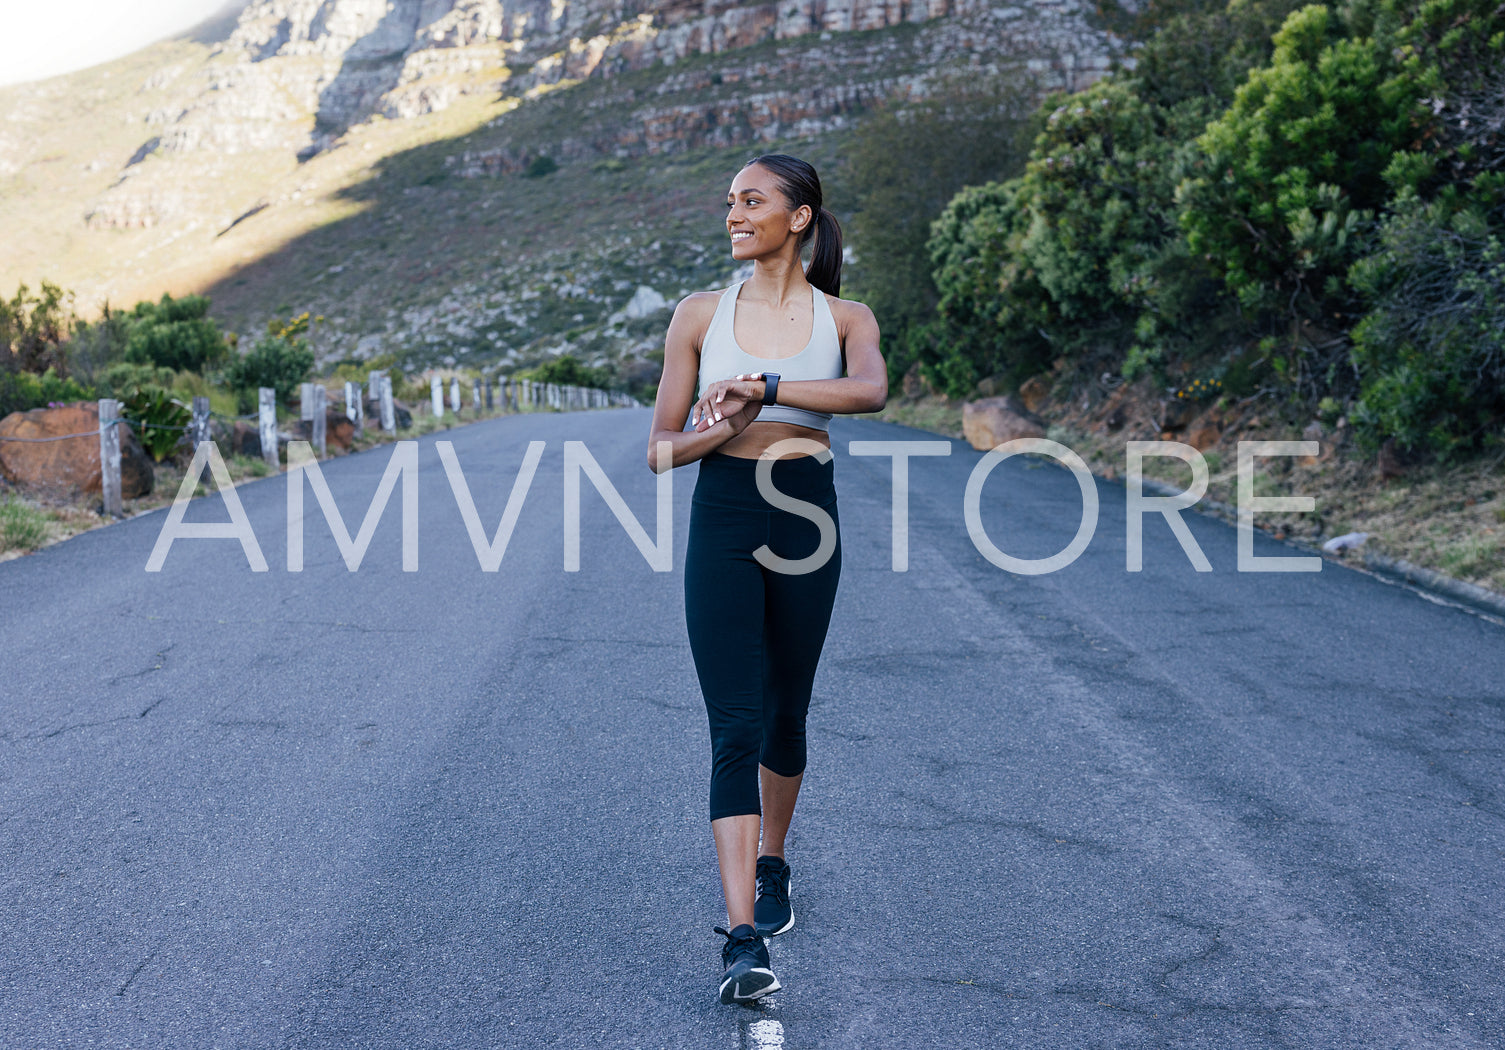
[742,153,843,297]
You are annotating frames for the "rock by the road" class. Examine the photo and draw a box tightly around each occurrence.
[0,400,154,497]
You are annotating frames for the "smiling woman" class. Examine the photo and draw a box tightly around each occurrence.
[0,0,236,87]
[644,152,887,1007]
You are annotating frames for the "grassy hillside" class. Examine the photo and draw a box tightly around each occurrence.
[0,6,1092,381]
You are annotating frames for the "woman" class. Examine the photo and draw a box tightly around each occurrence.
[645,153,887,1005]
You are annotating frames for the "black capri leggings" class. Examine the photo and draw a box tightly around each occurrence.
[684,450,842,821]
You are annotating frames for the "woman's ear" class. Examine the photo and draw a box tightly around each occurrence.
[791,204,812,232]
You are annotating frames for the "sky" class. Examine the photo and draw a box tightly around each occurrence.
[0,1,240,87]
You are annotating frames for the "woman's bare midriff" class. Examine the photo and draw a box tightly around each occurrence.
[715,419,831,459]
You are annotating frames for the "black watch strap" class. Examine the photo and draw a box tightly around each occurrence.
[762,372,780,405]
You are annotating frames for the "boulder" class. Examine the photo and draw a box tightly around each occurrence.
[326,412,356,451]
[289,411,357,451]
[1377,437,1417,479]
[231,421,262,458]
[1017,374,1052,414]
[0,401,154,497]
[1159,397,1197,431]
[1185,423,1222,451]
[363,398,412,430]
[962,395,1046,451]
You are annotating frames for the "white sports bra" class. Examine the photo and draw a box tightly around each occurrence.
[696,279,844,432]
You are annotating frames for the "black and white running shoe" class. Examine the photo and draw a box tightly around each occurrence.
[714,923,780,1004]
[753,855,793,937]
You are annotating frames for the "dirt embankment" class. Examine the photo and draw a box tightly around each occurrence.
[866,369,1505,595]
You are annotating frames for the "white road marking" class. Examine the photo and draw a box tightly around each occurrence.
[748,1018,784,1048]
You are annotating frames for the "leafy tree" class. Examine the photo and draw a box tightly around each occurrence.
[842,70,1036,386]
[1,281,74,377]
[1179,6,1426,320]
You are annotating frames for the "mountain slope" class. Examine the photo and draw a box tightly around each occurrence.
[0,0,1115,375]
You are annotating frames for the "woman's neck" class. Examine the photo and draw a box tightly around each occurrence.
[743,256,811,310]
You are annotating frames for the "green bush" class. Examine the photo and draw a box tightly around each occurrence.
[1348,183,1505,454]
[121,293,231,373]
[97,361,177,398]
[224,316,316,410]
[1178,4,1424,324]
[525,354,608,388]
[0,367,95,417]
[525,155,558,178]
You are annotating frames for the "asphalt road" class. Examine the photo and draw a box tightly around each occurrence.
[2,408,1502,1050]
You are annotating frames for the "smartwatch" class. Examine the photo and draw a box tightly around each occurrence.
[761,372,780,405]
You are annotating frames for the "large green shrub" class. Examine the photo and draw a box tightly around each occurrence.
[1347,180,1505,454]
[121,293,231,373]
[224,314,316,411]
[1178,5,1425,322]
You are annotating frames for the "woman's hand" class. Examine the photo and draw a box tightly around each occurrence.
[690,375,765,434]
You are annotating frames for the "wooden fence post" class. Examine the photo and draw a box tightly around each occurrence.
[98,398,122,518]
[484,376,493,410]
[472,379,481,414]
[431,375,444,418]
[450,376,461,415]
[379,376,396,432]
[311,384,326,456]
[300,382,315,422]
[259,388,279,469]
[368,369,383,404]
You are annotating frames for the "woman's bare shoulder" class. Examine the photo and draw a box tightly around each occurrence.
[675,290,725,315]
[823,292,877,329]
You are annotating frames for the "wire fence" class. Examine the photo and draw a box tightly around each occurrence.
[0,410,259,444]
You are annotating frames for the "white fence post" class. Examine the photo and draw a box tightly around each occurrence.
[300,382,315,422]
[259,388,279,469]
[431,375,444,418]
[472,379,481,414]
[379,376,396,433]
[345,380,363,438]
[98,398,122,517]
[191,396,212,451]
[449,376,461,415]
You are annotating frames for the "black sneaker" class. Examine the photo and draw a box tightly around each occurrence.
[753,855,793,937]
[714,923,780,1004]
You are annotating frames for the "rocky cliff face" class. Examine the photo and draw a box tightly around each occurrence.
[116,0,1107,163]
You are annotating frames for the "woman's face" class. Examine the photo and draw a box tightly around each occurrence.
[725,164,810,260]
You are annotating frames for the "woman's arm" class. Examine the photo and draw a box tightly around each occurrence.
[690,299,887,429]
[646,294,763,473]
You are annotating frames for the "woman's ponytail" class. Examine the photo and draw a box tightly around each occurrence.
[805,207,843,298]
[742,153,843,297]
